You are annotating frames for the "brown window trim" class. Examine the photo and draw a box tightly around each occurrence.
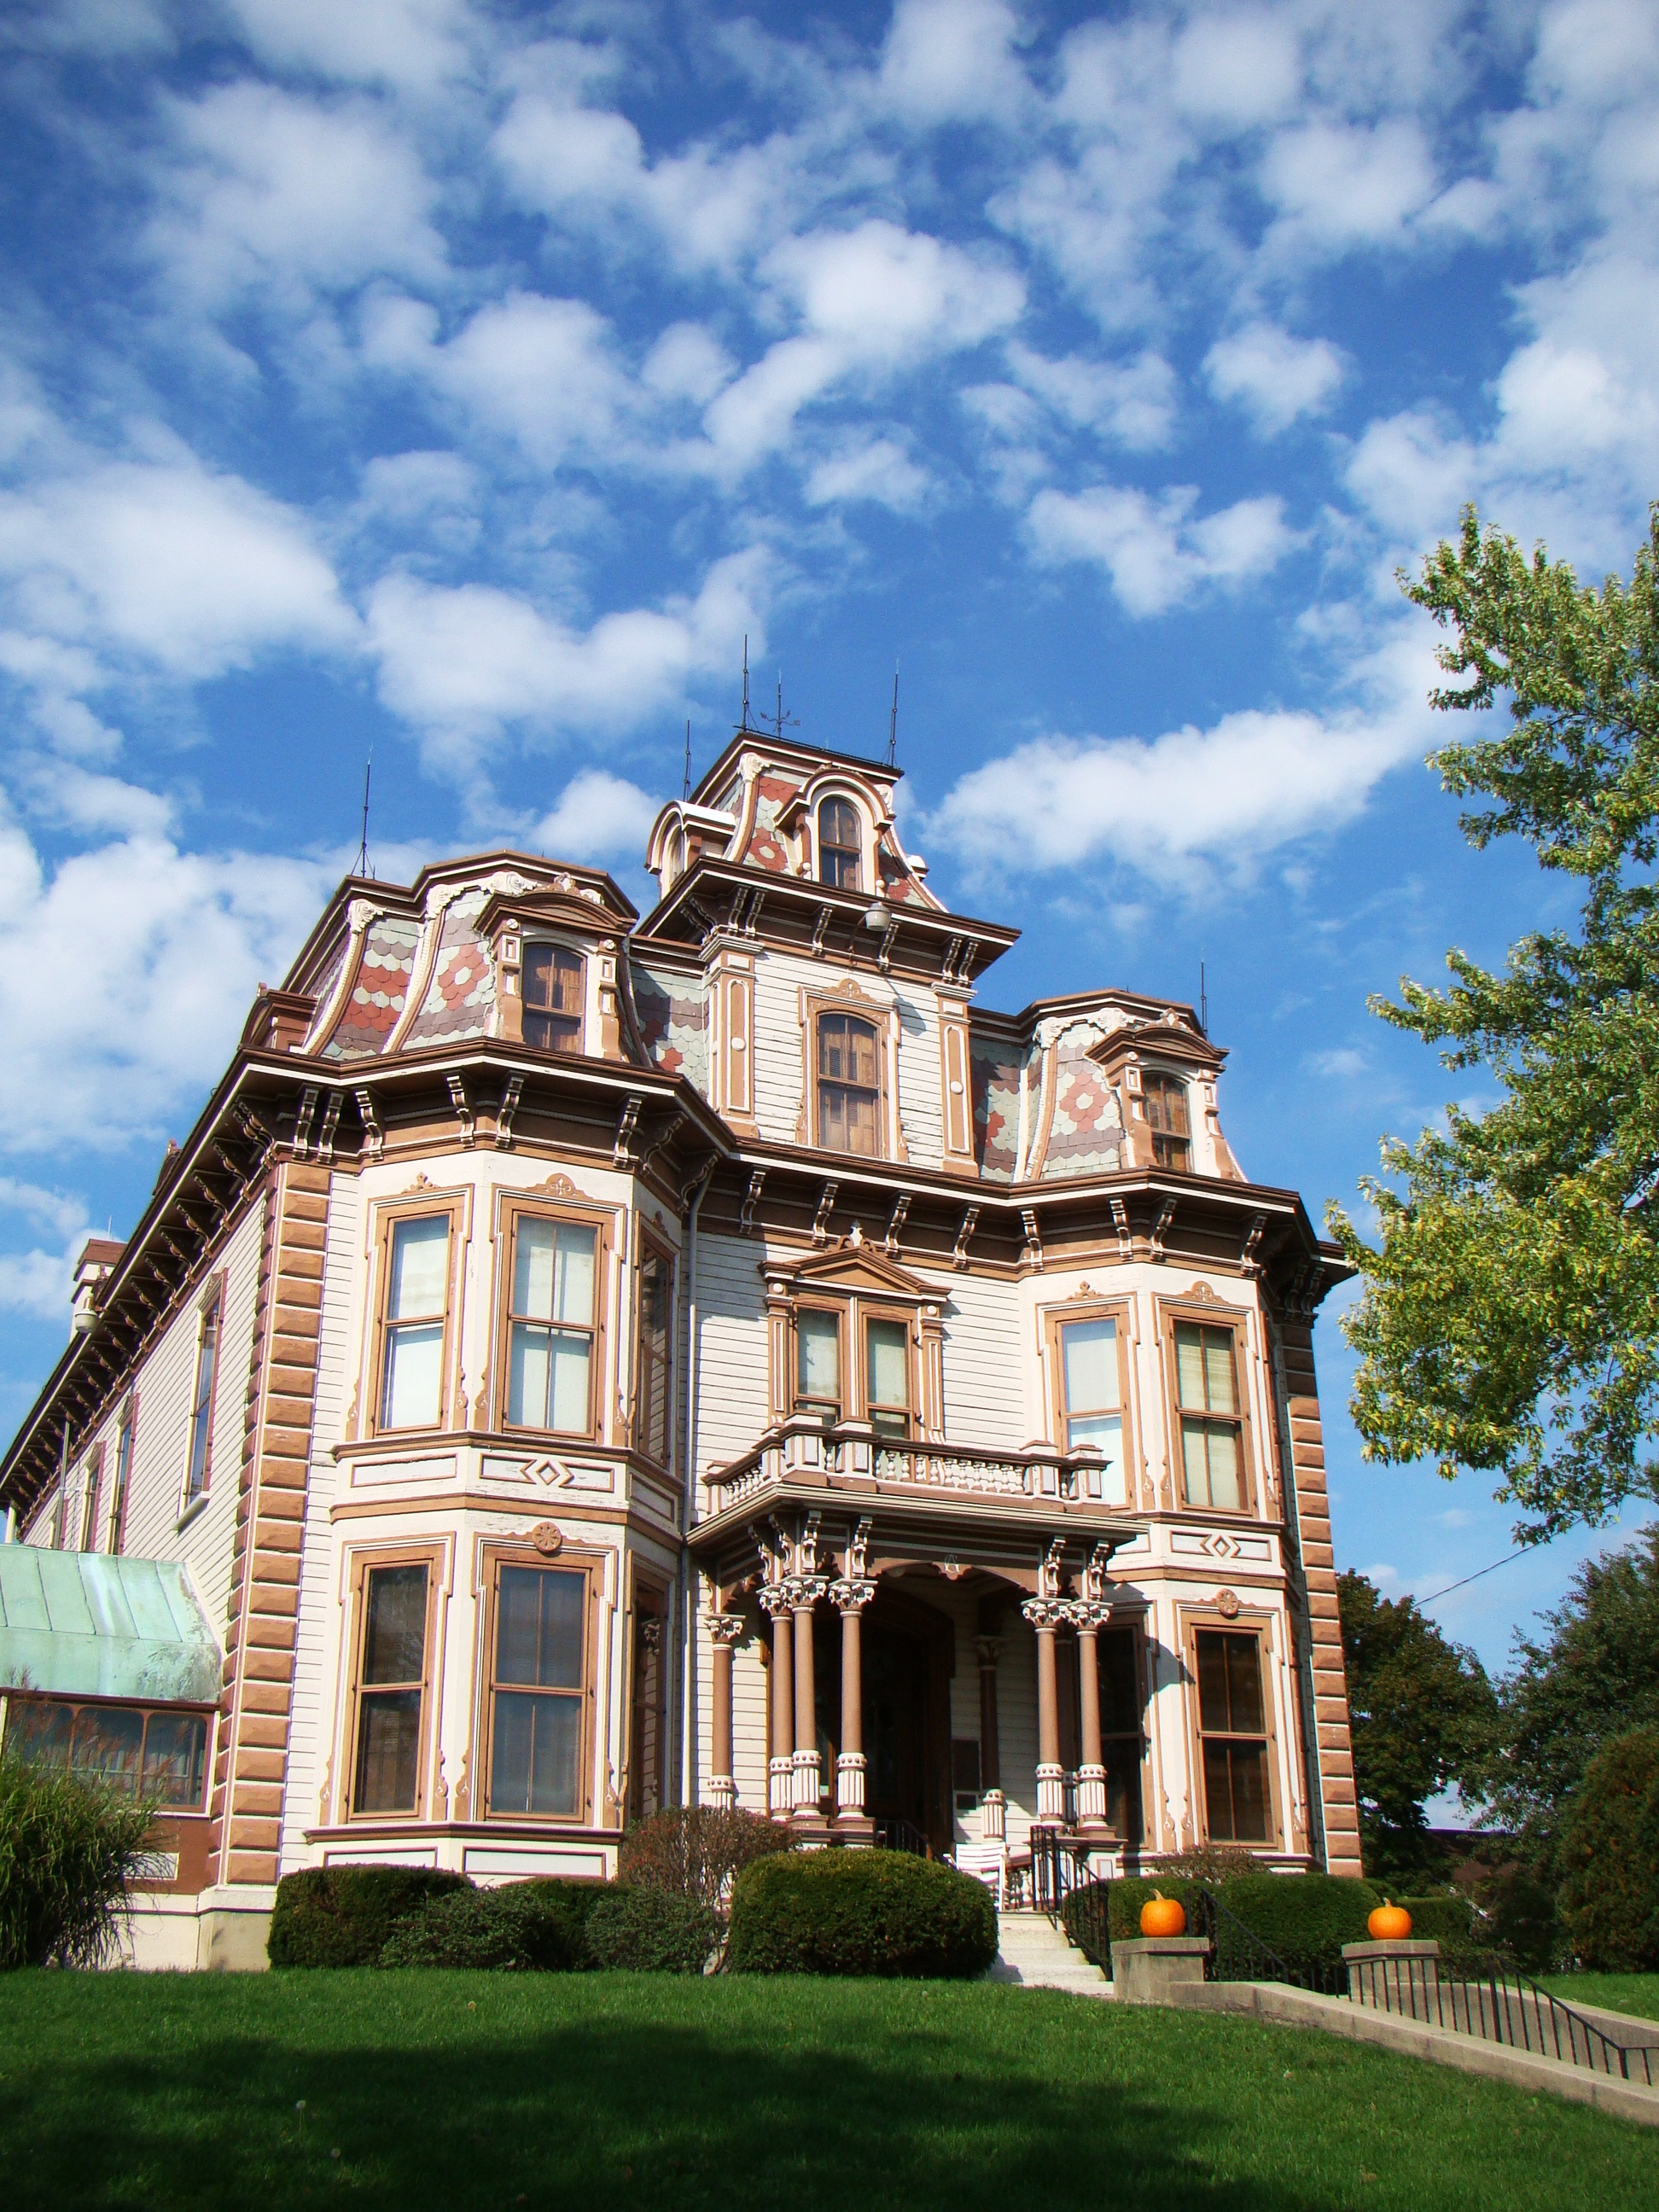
[817,795,865,891]
[1142,1068,1192,1172]
[109,1395,137,1555]
[79,1445,104,1554]
[476,1542,602,1826]
[792,1298,846,1425]
[800,986,899,1161]
[1040,1295,1138,1504]
[3,1691,215,1813]
[1157,1294,1257,1518]
[367,1195,467,1441]
[859,1301,917,1437]
[789,1295,917,1434]
[521,940,586,1055]
[631,1230,675,1467]
[1182,1609,1282,1851]
[181,1272,227,1518]
[492,1195,613,1442]
[341,1543,444,1824]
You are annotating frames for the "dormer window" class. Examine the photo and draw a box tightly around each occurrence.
[818,798,862,891]
[818,1013,881,1155]
[1144,1072,1190,1170]
[523,945,583,1052]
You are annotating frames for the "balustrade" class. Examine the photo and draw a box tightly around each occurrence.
[707,1424,1126,1513]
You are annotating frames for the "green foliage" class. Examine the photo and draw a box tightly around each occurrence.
[725,1848,997,1978]
[585,1884,719,1972]
[1217,1875,1379,1972]
[1392,1895,1477,1960]
[1141,1844,1263,1883]
[618,1805,791,1915]
[1102,1875,1206,1945]
[377,1878,607,1971]
[266,1866,468,1968]
[1555,1726,1659,1971]
[1330,504,1659,1535]
[0,1749,156,1969]
[1338,1570,1495,1882]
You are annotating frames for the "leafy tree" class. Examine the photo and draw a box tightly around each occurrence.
[1554,1725,1659,1970]
[1330,504,1659,1537]
[1337,1571,1495,1883]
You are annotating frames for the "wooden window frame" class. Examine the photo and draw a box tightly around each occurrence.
[108,1396,137,1553]
[792,1299,846,1425]
[813,1007,884,1159]
[521,939,586,1055]
[817,795,865,891]
[631,1231,675,1467]
[789,1295,918,1435]
[367,1196,466,1441]
[1040,1296,1138,1506]
[78,1446,104,1554]
[800,984,902,1162]
[1158,1295,1257,1518]
[492,1194,612,1443]
[341,1543,443,1824]
[180,1274,225,1517]
[859,1302,917,1438]
[1142,1068,1191,1171]
[476,1542,602,1826]
[1183,1610,1282,1851]
[3,1692,214,1813]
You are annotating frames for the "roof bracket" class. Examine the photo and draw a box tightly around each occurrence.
[495,1073,524,1150]
[740,1168,765,1237]
[1150,1196,1176,1261]
[1021,1207,1043,1272]
[884,1193,911,1255]
[354,1088,383,1161]
[1109,1196,1132,1260]
[316,1091,343,1167]
[447,1073,475,1150]
[292,1086,318,1161]
[952,1204,980,1271]
[812,1180,839,1247]
[613,1093,643,1168]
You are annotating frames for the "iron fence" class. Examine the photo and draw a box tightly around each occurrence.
[1350,1948,1658,2087]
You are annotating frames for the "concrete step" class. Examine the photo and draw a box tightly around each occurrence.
[992,1911,1111,1997]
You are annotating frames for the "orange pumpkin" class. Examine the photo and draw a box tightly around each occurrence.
[1368,1900,1413,1941]
[1140,1893,1187,1938]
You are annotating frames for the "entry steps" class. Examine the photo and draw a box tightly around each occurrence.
[990,1909,1111,1998]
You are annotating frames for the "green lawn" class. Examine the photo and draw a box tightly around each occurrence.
[1538,1973,1659,2024]
[0,1971,1651,2212]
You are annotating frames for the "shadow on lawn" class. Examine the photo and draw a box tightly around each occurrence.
[6,1994,1342,2212]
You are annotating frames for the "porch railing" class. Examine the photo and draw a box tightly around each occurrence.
[871,1818,930,1858]
[707,1427,1127,1512]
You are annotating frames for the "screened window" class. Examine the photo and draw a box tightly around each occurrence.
[3,1697,208,1812]
[489,1564,585,1817]
[818,1013,881,1155]
[184,1291,220,1508]
[506,1216,597,1433]
[352,1562,429,1815]
[1059,1316,1126,1504]
[1196,1628,1271,1844]
[635,1244,672,1464]
[1097,1627,1145,1844]
[864,1317,911,1437]
[523,944,584,1052]
[818,798,862,890]
[380,1216,450,1430]
[1175,1321,1245,1511]
[108,1403,135,1553]
[795,1308,841,1423]
[1144,1072,1190,1170]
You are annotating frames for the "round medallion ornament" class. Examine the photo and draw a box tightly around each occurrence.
[1215,1587,1242,1619]
[529,1521,564,1556]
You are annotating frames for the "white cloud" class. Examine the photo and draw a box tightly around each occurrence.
[1026,482,1299,616]
[879,0,1027,125]
[220,0,475,93]
[1170,11,1301,131]
[528,770,661,865]
[0,1175,90,1321]
[805,437,930,511]
[3,0,170,57]
[1260,119,1438,254]
[1005,343,1177,450]
[642,323,736,406]
[1205,323,1345,434]
[1305,1047,1368,1080]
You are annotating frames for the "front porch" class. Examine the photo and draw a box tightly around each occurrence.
[692,1419,1146,1874]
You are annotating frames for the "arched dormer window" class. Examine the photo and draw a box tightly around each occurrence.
[818,1012,881,1155]
[818,798,862,891]
[1144,1071,1190,1170]
[523,944,584,1052]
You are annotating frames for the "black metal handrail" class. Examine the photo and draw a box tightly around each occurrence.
[872,1818,929,1857]
[1190,1887,1348,1997]
[1351,1947,1658,2086]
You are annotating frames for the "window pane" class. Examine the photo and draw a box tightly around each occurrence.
[1062,1318,1118,1414]
[383,1321,444,1428]
[354,1690,422,1813]
[843,1089,879,1154]
[513,1216,556,1318]
[548,1332,591,1432]
[797,1311,840,1402]
[1207,1425,1243,1511]
[1225,1633,1266,1733]
[388,1216,449,1319]
[1203,1334,1237,1413]
[491,1690,580,1816]
[497,1565,585,1689]
[1068,1412,1125,1500]
[1097,1630,1142,1737]
[1103,1738,1144,1844]
[1175,1323,1207,1407]
[551,1225,596,1324]
[637,1250,670,1462]
[362,1563,428,1685]
[1196,1630,1232,1732]
[866,1318,908,1410]
[71,1704,145,1794]
[1205,1740,1269,1843]
[1181,1417,1213,1506]
[142,1711,207,1809]
[523,942,552,1006]
[7,1699,73,1771]
[508,1321,550,1426]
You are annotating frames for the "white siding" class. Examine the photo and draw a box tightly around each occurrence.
[690,1229,768,1493]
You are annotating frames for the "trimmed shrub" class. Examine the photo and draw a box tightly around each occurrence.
[619,1807,792,1916]
[1217,1874,1378,1972]
[0,1750,156,1969]
[726,1848,996,1979]
[267,1866,469,1968]
[1556,1726,1659,1971]
[585,1885,719,1972]
[1144,1846,1264,1884]
[1394,1894,1478,1960]
[379,1878,605,1971]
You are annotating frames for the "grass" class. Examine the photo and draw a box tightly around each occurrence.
[0,1970,1652,2212]
[1537,1972,1659,2023]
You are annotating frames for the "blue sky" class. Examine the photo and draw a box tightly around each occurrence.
[2,0,1656,1703]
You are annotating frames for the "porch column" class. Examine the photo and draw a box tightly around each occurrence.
[1070,1600,1114,1838]
[759,1585,794,1819]
[792,1576,830,1830]
[975,1635,1005,1841]
[1022,1598,1067,1825]
[707,1612,745,1810]
[830,1578,875,1838]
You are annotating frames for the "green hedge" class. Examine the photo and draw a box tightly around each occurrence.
[378,1878,608,1970]
[726,1848,997,1978]
[1217,1875,1378,1970]
[1394,1895,1477,1959]
[585,1885,719,1972]
[267,1866,469,1968]
[1103,1876,1207,1945]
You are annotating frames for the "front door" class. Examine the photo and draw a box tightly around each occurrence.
[863,1618,930,1844]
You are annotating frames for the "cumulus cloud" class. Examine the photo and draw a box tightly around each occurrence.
[0,1175,90,1319]
[878,0,1027,125]
[1259,119,1439,255]
[1005,343,1177,450]
[1026,482,1300,616]
[528,769,661,865]
[220,0,475,93]
[804,437,930,510]
[1205,324,1345,434]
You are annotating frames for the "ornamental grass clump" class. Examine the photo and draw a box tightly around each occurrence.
[0,1749,157,1970]
[725,1848,997,1978]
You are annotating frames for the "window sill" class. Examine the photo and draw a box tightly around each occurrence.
[174,1493,211,1534]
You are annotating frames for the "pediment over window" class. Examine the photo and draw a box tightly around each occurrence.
[765,1240,936,1306]
[1086,1020,1226,1078]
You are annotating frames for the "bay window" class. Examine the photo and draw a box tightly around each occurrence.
[504,1214,598,1434]
[1196,1627,1272,1844]
[486,1561,587,1819]
[378,1214,451,1431]
[1174,1319,1246,1511]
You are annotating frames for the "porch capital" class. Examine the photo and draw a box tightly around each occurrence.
[829,1578,876,1613]
[1021,1597,1069,1633]
[1065,1599,1114,1633]
[707,1612,746,1648]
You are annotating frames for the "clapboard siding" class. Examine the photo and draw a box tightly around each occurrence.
[690,1229,769,1490]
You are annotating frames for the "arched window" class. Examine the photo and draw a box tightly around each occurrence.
[522,945,584,1052]
[817,1012,881,1155]
[818,798,863,890]
[1143,1071,1190,1170]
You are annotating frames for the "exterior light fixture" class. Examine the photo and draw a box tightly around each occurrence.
[863,898,891,932]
